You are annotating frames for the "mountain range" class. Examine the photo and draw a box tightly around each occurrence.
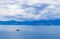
[0,19,60,25]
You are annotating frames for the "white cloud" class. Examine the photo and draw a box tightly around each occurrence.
[0,0,60,21]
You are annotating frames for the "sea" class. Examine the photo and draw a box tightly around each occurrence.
[0,25,60,39]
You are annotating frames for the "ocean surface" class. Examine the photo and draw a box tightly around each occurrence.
[0,25,60,39]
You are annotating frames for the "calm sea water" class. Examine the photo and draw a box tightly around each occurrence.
[0,25,60,39]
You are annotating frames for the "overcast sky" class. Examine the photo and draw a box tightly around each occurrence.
[0,0,60,21]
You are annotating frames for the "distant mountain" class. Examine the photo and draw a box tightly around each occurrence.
[0,19,60,25]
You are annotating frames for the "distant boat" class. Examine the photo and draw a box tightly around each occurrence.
[16,29,20,31]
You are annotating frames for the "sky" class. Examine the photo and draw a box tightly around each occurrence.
[0,0,60,21]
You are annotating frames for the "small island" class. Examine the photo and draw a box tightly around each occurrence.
[16,29,20,31]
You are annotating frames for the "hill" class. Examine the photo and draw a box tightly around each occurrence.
[0,19,60,25]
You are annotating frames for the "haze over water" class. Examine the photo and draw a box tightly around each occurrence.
[0,25,60,39]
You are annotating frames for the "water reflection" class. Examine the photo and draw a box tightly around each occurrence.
[0,31,60,39]
[0,25,60,39]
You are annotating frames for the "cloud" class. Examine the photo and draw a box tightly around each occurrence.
[0,0,60,21]
[45,4,60,19]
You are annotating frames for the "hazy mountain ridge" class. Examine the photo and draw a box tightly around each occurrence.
[0,19,60,25]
